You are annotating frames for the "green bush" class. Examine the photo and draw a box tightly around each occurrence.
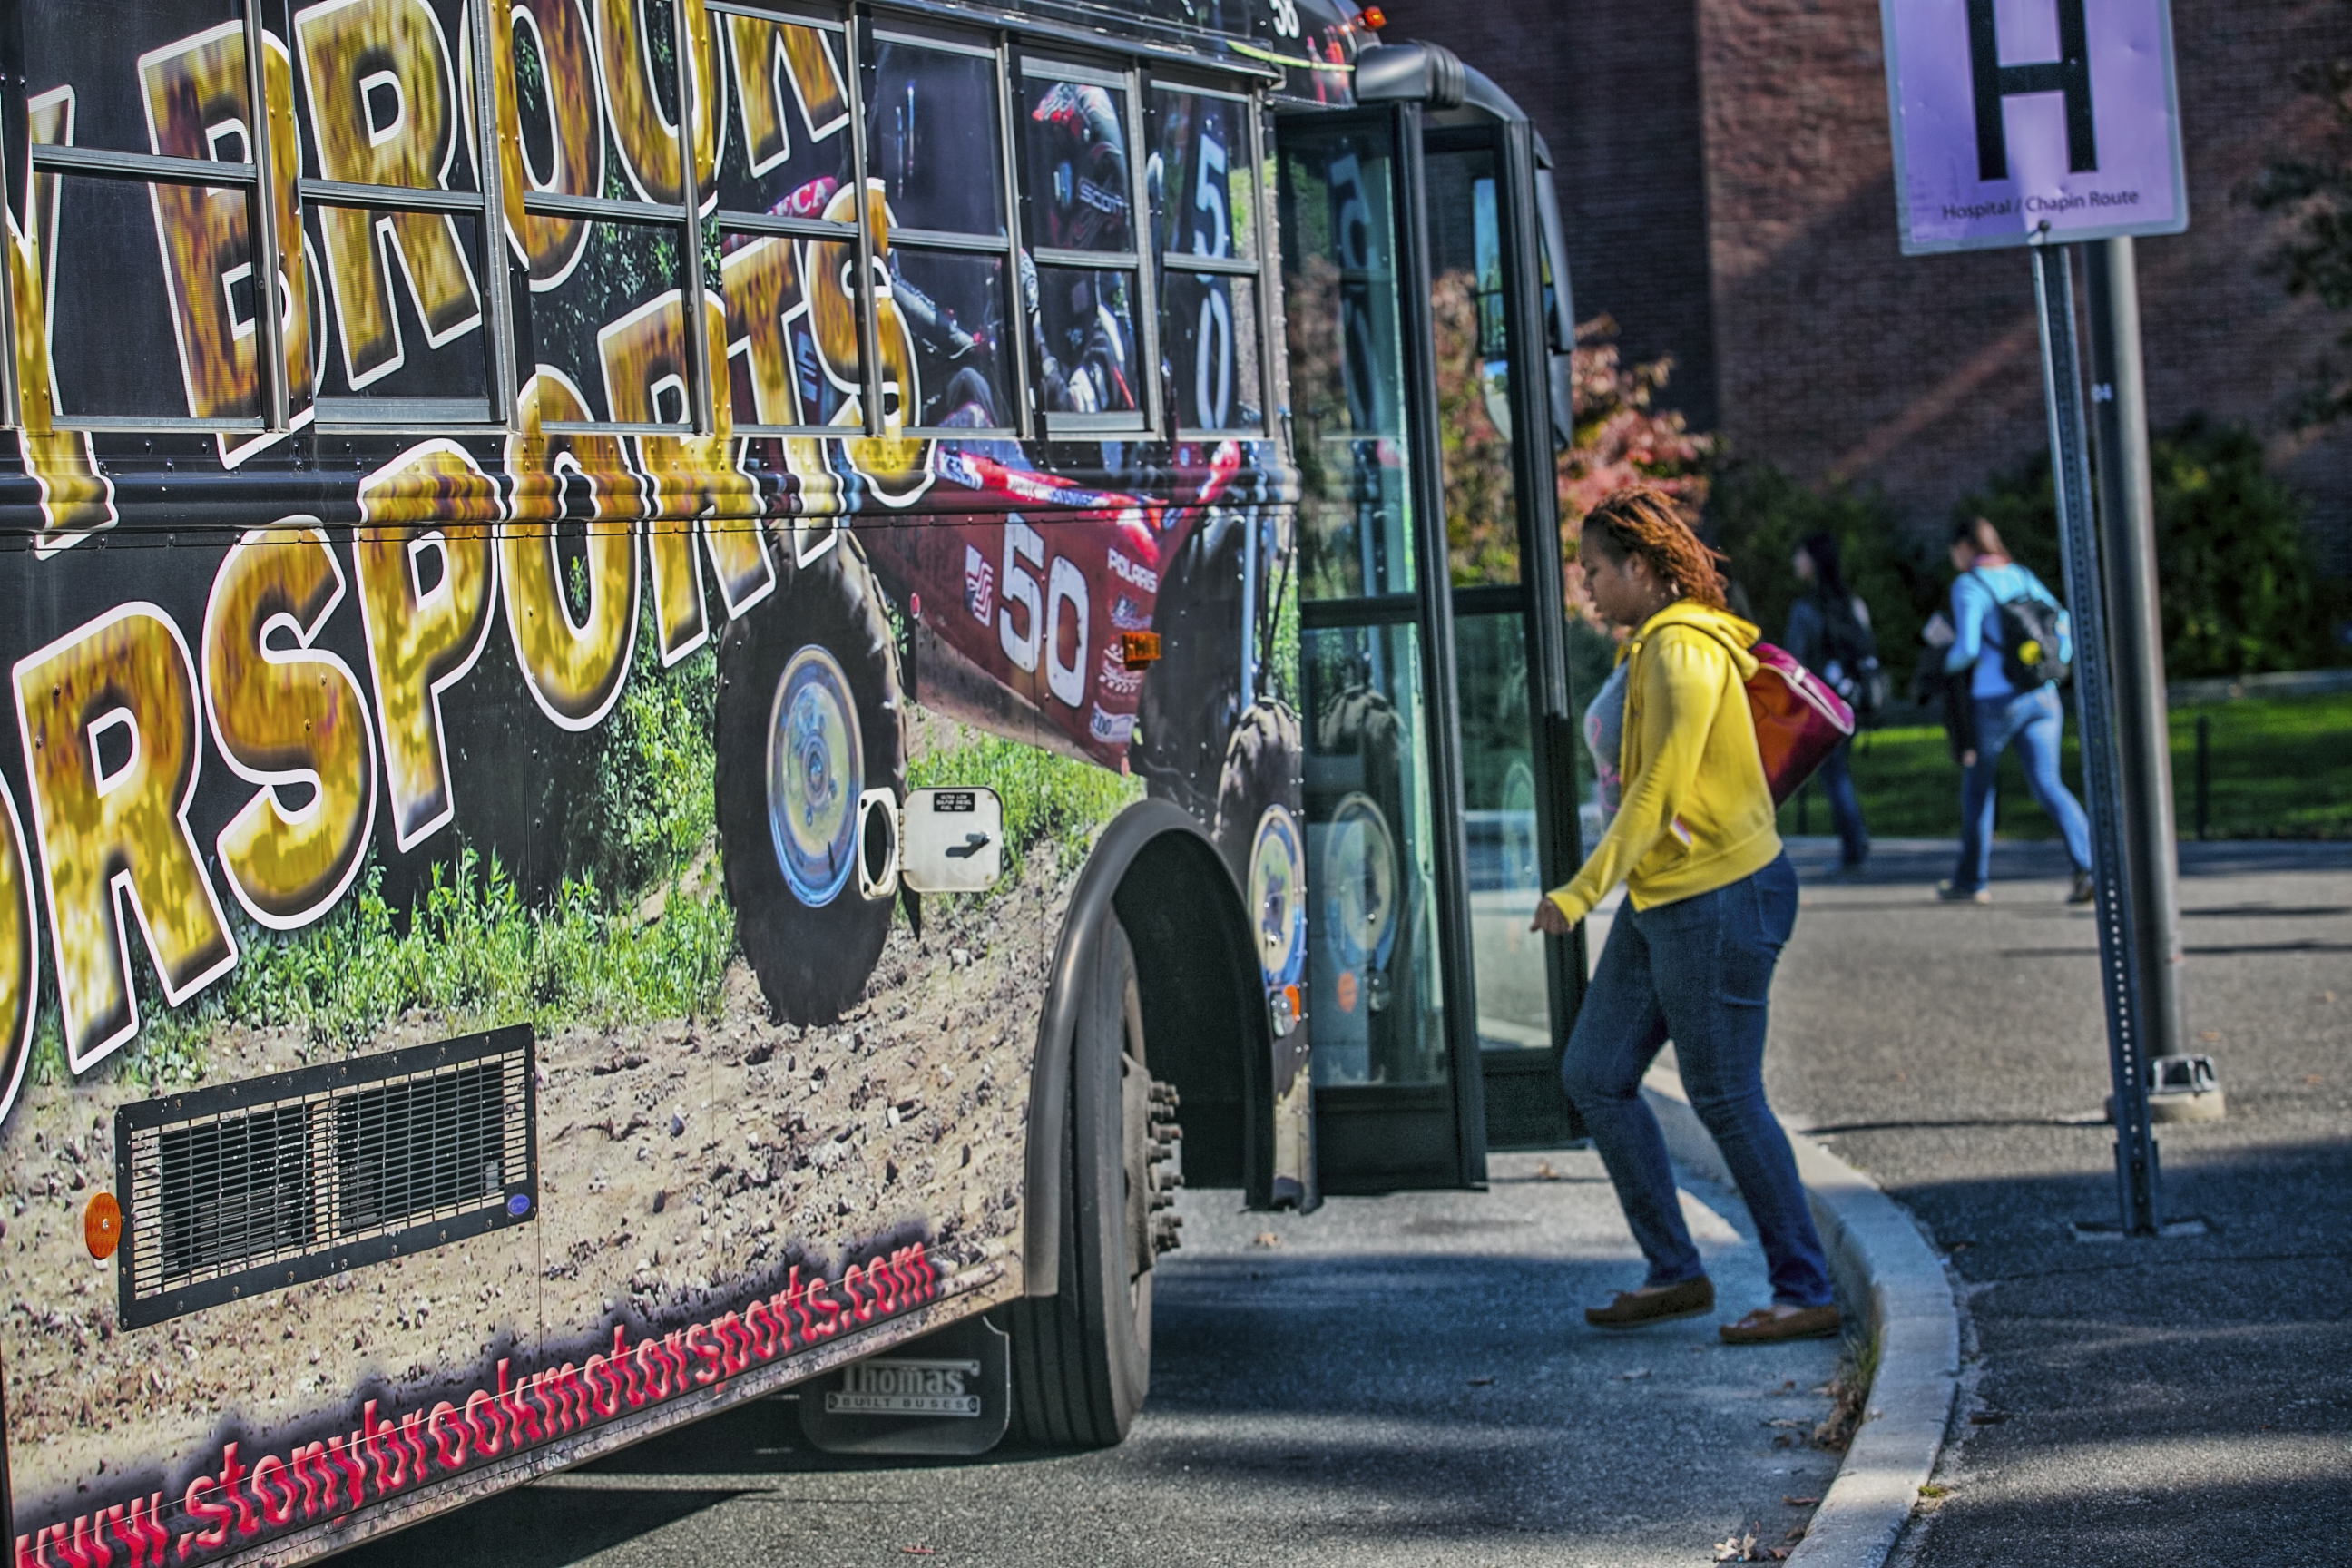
[1960,416,2348,678]
[1704,462,1944,692]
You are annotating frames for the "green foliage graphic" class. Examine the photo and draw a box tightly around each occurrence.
[83,612,737,1086]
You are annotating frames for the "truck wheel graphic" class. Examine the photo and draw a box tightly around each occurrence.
[1211,701,1306,988]
[1130,510,1244,818]
[716,539,906,1025]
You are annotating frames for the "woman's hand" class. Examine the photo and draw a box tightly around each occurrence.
[1530,898,1576,936]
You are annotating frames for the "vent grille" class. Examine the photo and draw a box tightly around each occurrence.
[160,1104,315,1280]
[118,1025,534,1328]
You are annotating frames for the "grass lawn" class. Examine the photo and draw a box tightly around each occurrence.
[1779,691,2352,842]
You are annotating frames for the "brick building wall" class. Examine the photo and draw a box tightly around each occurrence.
[1381,0,2352,569]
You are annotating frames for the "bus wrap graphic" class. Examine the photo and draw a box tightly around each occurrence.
[14,1243,942,1568]
[0,0,1328,1549]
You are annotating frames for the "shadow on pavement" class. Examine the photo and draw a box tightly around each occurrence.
[336,1483,738,1566]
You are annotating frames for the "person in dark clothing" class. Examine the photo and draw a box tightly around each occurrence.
[1782,532,1871,873]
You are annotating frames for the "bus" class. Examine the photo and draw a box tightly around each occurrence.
[0,0,1587,1560]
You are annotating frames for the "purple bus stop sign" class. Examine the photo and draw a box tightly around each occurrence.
[1882,0,2188,254]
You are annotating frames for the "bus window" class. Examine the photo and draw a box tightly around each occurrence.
[19,5,313,462]
[1148,83,1265,436]
[1426,142,1517,587]
[509,0,721,442]
[1017,59,1152,435]
[710,12,864,438]
[295,0,501,426]
[864,32,1018,435]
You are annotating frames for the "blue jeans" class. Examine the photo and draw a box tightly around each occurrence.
[1560,854,1835,1308]
[1953,686,2092,894]
[1817,740,1868,868]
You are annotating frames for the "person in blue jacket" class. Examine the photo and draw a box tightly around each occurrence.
[1940,517,2094,905]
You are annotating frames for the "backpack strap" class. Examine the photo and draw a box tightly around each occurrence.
[1964,568,2006,644]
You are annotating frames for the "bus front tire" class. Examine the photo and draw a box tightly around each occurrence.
[1007,916,1163,1447]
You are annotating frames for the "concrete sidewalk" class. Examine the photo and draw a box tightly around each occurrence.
[345,1152,1855,1566]
[1766,836,2352,1565]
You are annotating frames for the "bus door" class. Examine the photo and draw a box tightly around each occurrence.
[1277,92,1586,1195]
[1419,116,1590,1152]
[1277,105,1486,1191]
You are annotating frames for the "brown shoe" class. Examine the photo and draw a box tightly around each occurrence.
[1719,1305,1841,1344]
[1585,1276,1714,1329]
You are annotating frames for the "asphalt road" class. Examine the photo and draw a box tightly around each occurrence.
[1765,837,2352,1568]
[337,1151,1845,1567]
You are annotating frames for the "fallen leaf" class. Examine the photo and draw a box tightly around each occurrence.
[1919,1483,1953,1500]
[1782,1495,1821,1507]
[2199,1030,2220,1043]
[1251,1231,1281,1249]
[1534,1160,1561,1180]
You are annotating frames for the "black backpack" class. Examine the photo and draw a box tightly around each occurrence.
[1970,570,2070,691]
[1817,593,1888,722]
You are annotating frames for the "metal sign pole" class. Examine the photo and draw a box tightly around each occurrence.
[2083,234,2192,1100]
[2027,240,2163,1235]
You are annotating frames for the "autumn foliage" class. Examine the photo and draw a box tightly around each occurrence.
[1554,315,1713,622]
[1430,277,1713,617]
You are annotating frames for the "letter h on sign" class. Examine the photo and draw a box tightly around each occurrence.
[1967,0,2096,181]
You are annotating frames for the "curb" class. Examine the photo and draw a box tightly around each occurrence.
[1642,1067,1958,1568]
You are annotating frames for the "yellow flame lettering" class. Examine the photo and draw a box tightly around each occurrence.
[201,524,377,930]
[502,376,643,728]
[294,0,483,389]
[352,443,501,851]
[724,15,847,175]
[492,0,603,288]
[11,87,116,548]
[12,606,238,1073]
[139,22,315,463]
[597,291,772,620]
[0,779,36,1126]
[594,0,721,208]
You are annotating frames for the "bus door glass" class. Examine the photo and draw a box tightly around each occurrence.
[1424,123,1587,1149]
[1279,109,1485,1191]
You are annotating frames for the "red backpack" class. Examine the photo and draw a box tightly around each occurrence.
[1745,642,1856,806]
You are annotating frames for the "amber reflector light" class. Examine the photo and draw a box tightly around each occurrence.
[84,1191,122,1260]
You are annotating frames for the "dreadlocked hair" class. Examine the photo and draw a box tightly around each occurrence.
[1581,486,1729,611]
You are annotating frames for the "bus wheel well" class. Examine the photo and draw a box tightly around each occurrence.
[1023,800,1270,1297]
[1112,831,1266,1193]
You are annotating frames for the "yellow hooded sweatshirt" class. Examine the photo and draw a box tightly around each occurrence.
[1544,599,1783,926]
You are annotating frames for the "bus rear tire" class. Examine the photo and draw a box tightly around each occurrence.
[714,538,906,1027]
[1007,915,1161,1447]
